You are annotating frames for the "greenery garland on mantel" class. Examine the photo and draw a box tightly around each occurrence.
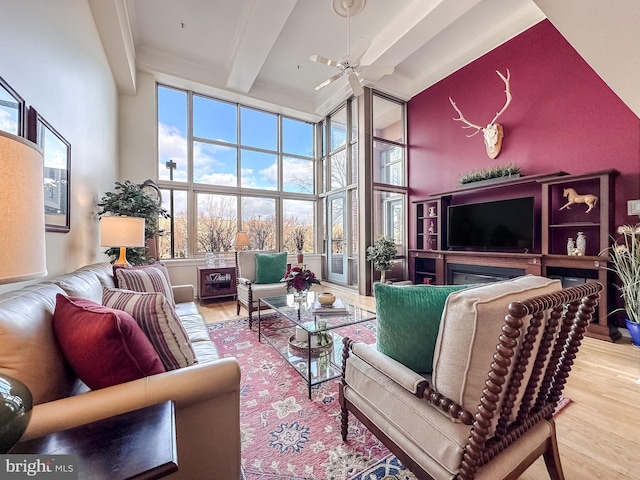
[458,162,522,186]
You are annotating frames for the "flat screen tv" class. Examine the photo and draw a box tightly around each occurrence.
[447,196,535,251]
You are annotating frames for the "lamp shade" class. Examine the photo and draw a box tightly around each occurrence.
[234,231,250,249]
[0,130,47,284]
[100,216,146,247]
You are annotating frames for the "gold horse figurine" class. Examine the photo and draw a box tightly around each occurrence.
[560,188,598,213]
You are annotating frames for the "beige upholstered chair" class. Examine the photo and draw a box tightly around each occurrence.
[236,250,288,328]
[340,276,602,480]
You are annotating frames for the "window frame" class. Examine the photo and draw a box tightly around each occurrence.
[156,84,317,259]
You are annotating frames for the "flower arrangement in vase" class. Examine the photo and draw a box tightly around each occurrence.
[281,266,320,301]
[604,224,640,345]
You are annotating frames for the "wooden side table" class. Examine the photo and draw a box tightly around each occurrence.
[12,401,177,480]
[197,265,237,303]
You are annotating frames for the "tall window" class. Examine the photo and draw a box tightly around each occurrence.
[157,85,315,258]
[372,93,407,254]
[320,99,359,285]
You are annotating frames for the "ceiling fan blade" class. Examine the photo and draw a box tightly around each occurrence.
[314,73,343,91]
[352,38,372,65]
[359,64,395,79]
[348,73,364,96]
[309,54,341,68]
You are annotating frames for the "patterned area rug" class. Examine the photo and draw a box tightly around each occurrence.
[208,315,416,480]
[208,315,572,480]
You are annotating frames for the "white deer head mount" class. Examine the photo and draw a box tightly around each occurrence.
[449,69,511,159]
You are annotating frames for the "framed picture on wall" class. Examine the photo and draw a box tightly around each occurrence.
[0,76,26,136]
[27,107,71,233]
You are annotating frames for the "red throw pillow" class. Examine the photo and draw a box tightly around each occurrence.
[53,294,165,390]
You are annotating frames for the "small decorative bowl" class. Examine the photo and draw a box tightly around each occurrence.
[317,292,336,306]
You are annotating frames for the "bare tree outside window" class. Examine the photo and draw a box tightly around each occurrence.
[197,194,237,252]
[283,199,314,253]
[246,214,275,250]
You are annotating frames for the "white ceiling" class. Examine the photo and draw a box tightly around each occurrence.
[88,0,640,120]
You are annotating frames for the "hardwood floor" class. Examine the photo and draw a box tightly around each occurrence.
[197,284,640,479]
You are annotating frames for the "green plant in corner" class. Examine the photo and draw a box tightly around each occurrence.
[459,162,522,185]
[604,224,640,324]
[97,181,170,265]
[366,236,398,284]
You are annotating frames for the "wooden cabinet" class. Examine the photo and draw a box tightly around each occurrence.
[540,169,620,341]
[409,250,445,285]
[414,196,450,251]
[540,169,618,257]
[410,170,620,341]
[198,266,237,303]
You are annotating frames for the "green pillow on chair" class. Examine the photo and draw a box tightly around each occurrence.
[254,252,288,284]
[375,282,470,373]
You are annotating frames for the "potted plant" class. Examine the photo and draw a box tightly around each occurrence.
[293,226,306,266]
[97,180,170,265]
[459,162,522,185]
[606,224,640,346]
[366,236,398,284]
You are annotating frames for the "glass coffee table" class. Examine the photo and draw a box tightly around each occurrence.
[258,293,376,398]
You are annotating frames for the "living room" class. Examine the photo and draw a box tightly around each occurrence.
[1,1,639,479]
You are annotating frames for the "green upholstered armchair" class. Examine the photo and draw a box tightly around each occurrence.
[235,250,288,329]
[340,276,602,480]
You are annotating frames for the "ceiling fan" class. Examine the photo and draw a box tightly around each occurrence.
[309,0,394,96]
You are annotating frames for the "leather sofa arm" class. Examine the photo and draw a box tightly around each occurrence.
[172,284,195,303]
[344,339,473,425]
[21,358,240,441]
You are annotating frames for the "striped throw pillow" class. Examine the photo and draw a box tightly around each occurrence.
[114,264,175,306]
[102,286,197,370]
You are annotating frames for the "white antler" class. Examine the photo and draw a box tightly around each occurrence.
[448,97,484,137]
[489,69,511,125]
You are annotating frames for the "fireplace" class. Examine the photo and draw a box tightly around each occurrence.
[448,263,526,285]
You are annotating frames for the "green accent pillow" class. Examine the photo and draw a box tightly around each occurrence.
[375,282,470,373]
[254,252,288,284]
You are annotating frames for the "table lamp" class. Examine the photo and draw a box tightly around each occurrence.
[234,231,250,266]
[100,215,146,265]
[0,130,46,452]
[234,231,250,251]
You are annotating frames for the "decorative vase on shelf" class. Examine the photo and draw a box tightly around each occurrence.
[625,319,640,347]
[567,238,575,256]
[576,232,586,255]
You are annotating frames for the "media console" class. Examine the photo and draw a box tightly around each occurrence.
[410,169,620,341]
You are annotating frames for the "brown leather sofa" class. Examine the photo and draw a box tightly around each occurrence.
[0,262,241,479]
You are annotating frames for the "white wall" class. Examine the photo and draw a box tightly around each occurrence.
[0,0,119,293]
[119,71,157,182]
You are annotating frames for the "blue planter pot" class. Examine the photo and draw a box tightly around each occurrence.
[626,319,640,347]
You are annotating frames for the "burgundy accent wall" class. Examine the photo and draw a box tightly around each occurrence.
[407,20,639,249]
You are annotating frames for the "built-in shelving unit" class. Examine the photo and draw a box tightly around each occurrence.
[410,169,619,341]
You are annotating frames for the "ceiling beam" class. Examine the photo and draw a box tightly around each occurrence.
[361,0,482,68]
[225,0,298,93]
[88,0,137,95]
